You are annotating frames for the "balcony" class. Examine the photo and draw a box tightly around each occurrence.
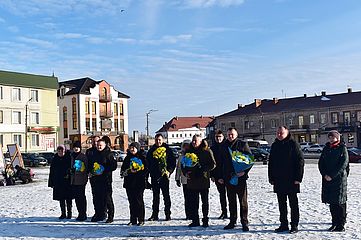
[99,94,112,102]
[100,110,113,118]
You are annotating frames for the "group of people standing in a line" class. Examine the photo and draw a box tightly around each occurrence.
[48,126,349,234]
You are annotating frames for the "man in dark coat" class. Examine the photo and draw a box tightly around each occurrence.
[88,139,118,223]
[222,128,253,231]
[70,141,88,221]
[146,133,176,221]
[86,136,100,161]
[48,145,73,219]
[182,135,216,227]
[268,126,304,234]
[210,130,228,219]
[318,130,349,232]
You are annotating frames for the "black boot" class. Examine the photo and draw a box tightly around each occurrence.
[59,201,66,219]
[148,214,159,221]
[66,200,72,219]
[202,217,209,228]
[224,221,236,230]
[218,212,228,219]
[289,225,298,234]
[188,219,200,227]
[275,224,289,233]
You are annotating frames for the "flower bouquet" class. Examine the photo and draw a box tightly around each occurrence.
[153,147,169,178]
[74,160,86,172]
[228,148,254,185]
[92,162,104,176]
[130,157,144,172]
[181,152,202,178]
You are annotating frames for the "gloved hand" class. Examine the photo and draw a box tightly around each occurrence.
[176,180,181,187]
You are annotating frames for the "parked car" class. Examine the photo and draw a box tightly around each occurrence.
[22,153,48,167]
[299,142,313,151]
[169,147,180,159]
[250,148,269,162]
[347,148,361,163]
[259,145,271,153]
[38,152,56,165]
[304,144,325,153]
[112,150,127,162]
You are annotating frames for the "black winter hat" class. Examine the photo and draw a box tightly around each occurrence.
[73,141,82,149]
[129,142,141,152]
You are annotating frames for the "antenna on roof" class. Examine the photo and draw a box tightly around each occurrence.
[52,71,55,77]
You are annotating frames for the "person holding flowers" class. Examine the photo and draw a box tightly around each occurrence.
[146,133,176,221]
[121,142,148,226]
[181,134,215,228]
[223,128,254,231]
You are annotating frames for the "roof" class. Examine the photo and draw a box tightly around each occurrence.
[219,90,361,118]
[59,77,130,98]
[0,70,58,90]
[157,116,214,132]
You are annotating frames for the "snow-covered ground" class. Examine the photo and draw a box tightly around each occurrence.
[0,162,360,240]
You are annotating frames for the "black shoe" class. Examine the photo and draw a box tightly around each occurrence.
[91,215,105,222]
[127,221,137,226]
[328,225,336,231]
[165,215,171,221]
[188,221,200,227]
[76,215,87,221]
[66,214,72,219]
[148,216,159,221]
[137,221,145,226]
[275,225,289,233]
[202,218,209,228]
[224,222,235,230]
[331,226,345,232]
[289,226,298,234]
[242,225,249,232]
[218,212,228,219]
[59,214,66,220]
[105,218,113,223]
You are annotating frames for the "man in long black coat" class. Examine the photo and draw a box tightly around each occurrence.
[268,126,304,234]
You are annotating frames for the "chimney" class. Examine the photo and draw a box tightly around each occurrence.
[238,104,245,109]
[255,99,262,108]
[174,116,178,120]
[348,87,352,93]
[273,98,279,104]
[303,94,307,98]
[321,91,326,96]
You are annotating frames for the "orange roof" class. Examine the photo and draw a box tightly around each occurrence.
[157,116,214,132]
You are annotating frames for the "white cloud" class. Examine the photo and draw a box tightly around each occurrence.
[17,36,55,48]
[86,37,111,44]
[139,34,192,45]
[115,37,137,44]
[55,33,87,39]
[180,0,245,8]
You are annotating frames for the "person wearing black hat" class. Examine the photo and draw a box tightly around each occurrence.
[70,141,88,221]
[319,130,349,232]
[121,142,148,226]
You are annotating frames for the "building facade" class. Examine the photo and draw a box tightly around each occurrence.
[58,77,130,150]
[212,89,361,147]
[157,116,214,144]
[0,70,59,153]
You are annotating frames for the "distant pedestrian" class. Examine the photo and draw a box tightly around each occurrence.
[318,130,349,232]
[210,130,228,219]
[48,145,73,219]
[268,126,304,234]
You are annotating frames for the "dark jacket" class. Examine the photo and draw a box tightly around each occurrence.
[318,142,348,204]
[182,143,216,190]
[268,134,304,194]
[70,151,88,186]
[88,147,117,184]
[121,152,148,190]
[48,151,73,200]
[146,143,176,181]
[210,141,226,180]
[223,139,252,185]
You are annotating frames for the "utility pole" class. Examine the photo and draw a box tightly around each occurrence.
[146,109,158,138]
[25,98,32,153]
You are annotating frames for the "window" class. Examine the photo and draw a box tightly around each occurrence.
[12,111,21,124]
[230,122,236,128]
[31,112,39,125]
[289,118,294,125]
[119,119,124,132]
[271,119,276,128]
[63,107,68,138]
[172,134,174,138]
[180,134,182,137]
[120,103,124,115]
[101,87,107,98]
[14,134,22,147]
[311,134,317,143]
[320,113,327,124]
[92,101,96,114]
[310,114,315,124]
[176,134,179,137]
[85,101,90,114]
[114,103,118,115]
[72,97,77,129]
[221,123,226,131]
[331,112,338,124]
[86,118,90,131]
[344,112,351,125]
[30,90,39,102]
[357,111,361,122]
[0,110,3,124]
[92,118,97,131]
[245,121,250,129]
[64,127,68,138]
[63,107,67,122]
[0,134,3,146]
[298,115,304,126]
[0,86,3,99]
[114,119,119,131]
[31,134,40,147]
[12,88,21,101]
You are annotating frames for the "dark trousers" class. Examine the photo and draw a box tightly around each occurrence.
[126,188,145,223]
[90,181,107,219]
[215,181,227,214]
[276,193,299,227]
[226,180,248,226]
[72,185,87,217]
[151,177,171,216]
[182,184,192,219]
[60,199,72,215]
[188,188,209,222]
[330,203,346,227]
[106,184,115,220]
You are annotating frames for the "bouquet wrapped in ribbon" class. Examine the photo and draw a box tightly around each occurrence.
[92,162,104,176]
[120,157,144,177]
[181,153,199,168]
[73,160,86,172]
[228,148,254,185]
[153,147,169,178]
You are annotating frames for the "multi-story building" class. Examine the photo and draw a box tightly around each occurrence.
[0,70,59,153]
[157,116,214,144]
[212,88,361,147]
[58,77,130,150]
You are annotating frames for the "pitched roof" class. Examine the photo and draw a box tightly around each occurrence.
[157,116,214,132]
[59,77,130,98]
[219,90,361,118]
[0,70,58,89]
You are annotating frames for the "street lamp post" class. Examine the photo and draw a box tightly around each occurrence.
[25,98,32,153]
[146,109,158,139]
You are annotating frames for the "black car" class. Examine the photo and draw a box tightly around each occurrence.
[38,152,56,165]
[250,148,269,162]
[22,153,48,167]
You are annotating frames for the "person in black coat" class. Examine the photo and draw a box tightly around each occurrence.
[268,126,304,234]
[70,141,88,221]
[48,145,73,219]
[146,133,176,221]
[121,142,148,226]
[222,128,253,231]
[318,130,349,232]
[88,139,118,223]
[210,130,228,219]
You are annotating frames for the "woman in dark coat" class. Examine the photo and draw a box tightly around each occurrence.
[70,141,88,221]
[268,126,304,234]
[48,145,73,219]
[121,142,148,226]
[318,130,349,232]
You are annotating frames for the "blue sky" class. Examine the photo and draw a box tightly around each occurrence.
[1,0,361,135]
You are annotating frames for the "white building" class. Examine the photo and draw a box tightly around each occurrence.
[157,116,214,144]
[58,77,130,150]
[0,70,59,153]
